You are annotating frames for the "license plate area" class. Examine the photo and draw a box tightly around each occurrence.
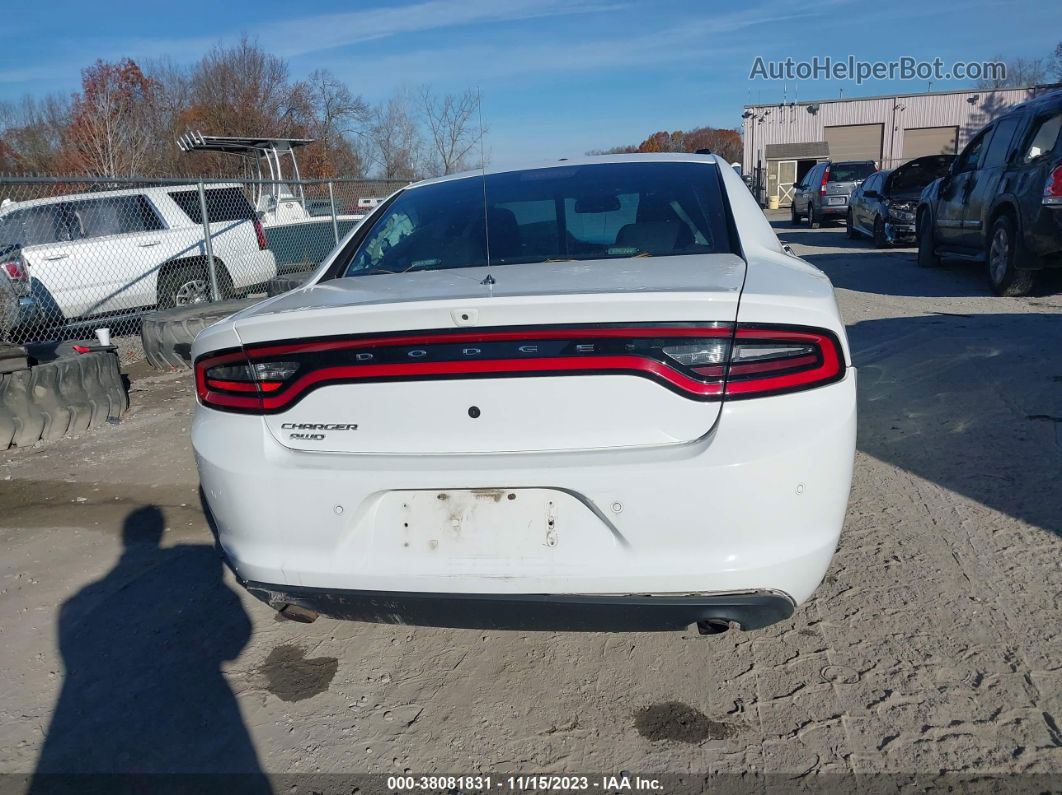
[373,488,585,561]
[826,196,846,206]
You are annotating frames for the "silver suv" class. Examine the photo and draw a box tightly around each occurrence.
[791,160,877,228]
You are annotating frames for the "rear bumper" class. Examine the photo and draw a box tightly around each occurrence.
[817,202,848,218]
[243,580,795,632]
[195,372,856,609]
[1027,205,1062,262]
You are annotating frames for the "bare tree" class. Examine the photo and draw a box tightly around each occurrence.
[187,37,306,138]
[65,59,157,177]
[0,93,71,173]
[976,55,1050,89]
[142,57,194,174]
[420,87,484,176]
[365,90,423,180]
[301,69,370,177]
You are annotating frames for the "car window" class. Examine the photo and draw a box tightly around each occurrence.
[956,131,988,172]
[169,187,256,224]
[828,163,876,183]
[341,161,732,277]
[1021,112,1062,163]
[982,117,1021,169]
[65,196,164,238]
[0,205,79,247]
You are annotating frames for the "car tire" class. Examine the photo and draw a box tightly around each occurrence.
[845,210,858,239]
[790,203,801,225]
[808,206,820,229]
[0,351,126,449]
[158,261,233,310]
[872,217,889,248]
[986,215,1037,297]
[141,298,261,370]
[917,213,940,268]
[266,273,311,297]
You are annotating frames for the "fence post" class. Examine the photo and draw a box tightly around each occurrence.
[328,181,340,246]
[197,181,221,301]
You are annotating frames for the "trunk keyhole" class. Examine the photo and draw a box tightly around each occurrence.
[468,406,481,418]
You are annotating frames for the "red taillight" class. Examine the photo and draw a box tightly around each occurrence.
[819,166,830,195]
[2,256,29,282]
[195,352,298,411]
[1043,165,1062,205]
[254,219,268,250]
[724,327,844,398]
[194,324,846,414]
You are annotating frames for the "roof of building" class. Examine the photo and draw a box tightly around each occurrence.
[743,83,1062,110]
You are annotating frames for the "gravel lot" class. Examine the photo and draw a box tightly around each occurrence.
[1,213,1060,786]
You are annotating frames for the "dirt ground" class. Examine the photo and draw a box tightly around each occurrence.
[1,213,1060,785]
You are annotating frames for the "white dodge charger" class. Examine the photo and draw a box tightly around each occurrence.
[192,154,856,634]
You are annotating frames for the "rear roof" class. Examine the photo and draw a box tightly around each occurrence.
[409,152,724,191]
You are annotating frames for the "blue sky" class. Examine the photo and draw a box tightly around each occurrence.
[3,0,1059,167]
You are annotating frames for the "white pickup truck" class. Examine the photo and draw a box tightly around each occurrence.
[0,184,277,332]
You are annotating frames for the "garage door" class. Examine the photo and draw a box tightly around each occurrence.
[902,126,958,160]
[824,124,883,163]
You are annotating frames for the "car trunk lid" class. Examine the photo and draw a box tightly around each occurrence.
[232,256,745,454]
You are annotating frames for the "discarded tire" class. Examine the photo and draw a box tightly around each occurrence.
[0,351,127,449]
[266,273,311,297]
[141,299,260,370]
[0,342,28,374]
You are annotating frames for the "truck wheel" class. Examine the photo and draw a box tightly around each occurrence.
[141,298,261,370]
[158,262,233,309]
[986,215,1036,297]
[0,352,126,449]
[0,342,28,374]
[0,369,43,447]
[266,274,311,297]
[917,214,940,268]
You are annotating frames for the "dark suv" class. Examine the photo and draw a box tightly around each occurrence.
[791,160,877,228]
[917,89,1062,295]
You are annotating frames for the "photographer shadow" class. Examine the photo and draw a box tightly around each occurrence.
[32,505,268,791]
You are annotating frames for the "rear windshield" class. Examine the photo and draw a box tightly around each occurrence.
[340,161,731,277]
[829,163,876,183]
[169,187,256,224]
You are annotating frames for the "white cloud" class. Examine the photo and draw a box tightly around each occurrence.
[249,0,625,58]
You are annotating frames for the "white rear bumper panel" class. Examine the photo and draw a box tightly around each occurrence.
[194,370,856,605]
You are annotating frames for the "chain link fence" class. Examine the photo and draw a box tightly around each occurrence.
[0,175,406,345]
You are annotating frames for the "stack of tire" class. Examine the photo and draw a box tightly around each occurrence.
[141,298,263,370]
[0,342,128,449]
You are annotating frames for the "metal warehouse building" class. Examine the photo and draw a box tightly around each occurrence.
[742,84,1060,206]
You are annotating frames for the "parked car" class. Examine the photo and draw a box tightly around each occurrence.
[917,89,1062,295]
[0,245,33,340]
[791,160,877,228]
[847,156,955,247]
[0,184,277,331]
[192,154,857,634]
